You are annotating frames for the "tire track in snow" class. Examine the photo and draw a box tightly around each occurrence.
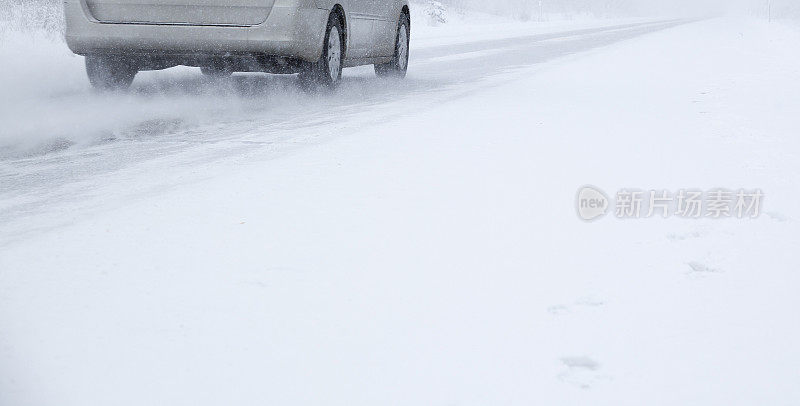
[0,19,690,247]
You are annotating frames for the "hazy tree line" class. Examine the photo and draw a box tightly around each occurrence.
[436,0,800,19]
[441,0,636,20]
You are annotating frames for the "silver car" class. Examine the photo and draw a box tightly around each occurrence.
[64,0,410,89]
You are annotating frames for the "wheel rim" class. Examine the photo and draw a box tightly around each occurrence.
[327,26,342,81]
[397,26,409,70]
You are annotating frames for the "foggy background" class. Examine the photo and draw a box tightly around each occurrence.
[443,0,799,20]
[2,0,799,36]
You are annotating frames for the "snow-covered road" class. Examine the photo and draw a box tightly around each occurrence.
[2,14,800,406]
[0,19,682,246]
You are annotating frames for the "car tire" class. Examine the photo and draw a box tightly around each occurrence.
[375,13,410,78]
[299,12,345,89]
[85,54,138,91]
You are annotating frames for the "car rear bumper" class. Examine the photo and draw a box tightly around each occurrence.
[64,0,329,62]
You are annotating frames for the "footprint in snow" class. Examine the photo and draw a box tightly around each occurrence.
[765,211,789,222]
[686,261,723,278]
[548,296,605,316]
[667,230,705,242]
[558,356,610,389]
[547,304,570,315]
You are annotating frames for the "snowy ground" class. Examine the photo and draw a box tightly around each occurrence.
[1,11,799,406]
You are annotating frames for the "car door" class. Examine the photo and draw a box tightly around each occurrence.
[341,0,375,60]
[84,0,275,26]
[366,0,399,57]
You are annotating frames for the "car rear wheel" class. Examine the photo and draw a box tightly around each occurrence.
[299,12,344,89]
[85,54,138,91]
[375,13,410,78]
